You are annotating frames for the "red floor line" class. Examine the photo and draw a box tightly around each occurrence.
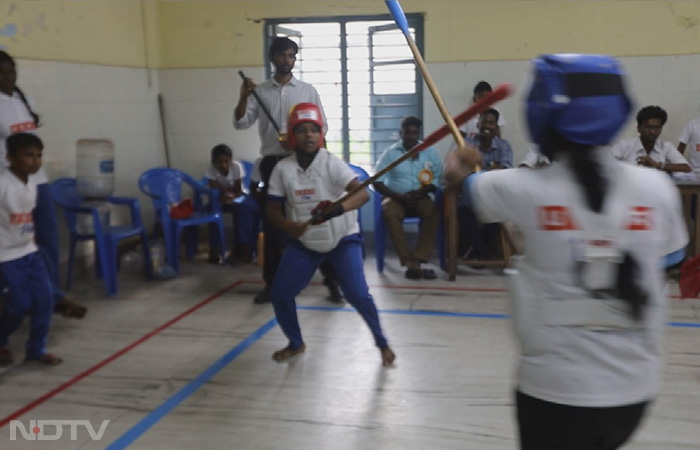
[0,280,243,429]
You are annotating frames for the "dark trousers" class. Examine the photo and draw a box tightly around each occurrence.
[259,155,337,287]
[516,390,648,450]
[458,204,500,259]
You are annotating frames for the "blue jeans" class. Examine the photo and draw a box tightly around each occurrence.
[269,234,388,350]
[0,253,54,358]
[211,194,261,252]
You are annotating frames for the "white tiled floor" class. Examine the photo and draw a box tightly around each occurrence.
[0,254,698,449]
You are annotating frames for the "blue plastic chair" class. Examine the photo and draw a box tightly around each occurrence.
[138,168,226,273]
[372,186,446,273]
[240,160,253,191]
[50,178,153,296]
[347,163,371,258]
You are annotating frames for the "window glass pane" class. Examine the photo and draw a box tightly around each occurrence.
[270,17,420,164]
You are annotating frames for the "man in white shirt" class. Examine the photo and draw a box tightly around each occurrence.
[677,114,700,178]
[233,37,341,304]
[610,105,691,174]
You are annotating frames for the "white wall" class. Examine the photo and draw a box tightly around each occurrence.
[16,59,167,260]
[156,66,264,178]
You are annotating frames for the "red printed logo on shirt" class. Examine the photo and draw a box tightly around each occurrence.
[9,212,33,224]
[9,122,36,133]
[537,206,579,231]
[695,144,700,152]
[624,207,653,231]
[294,189,315,196]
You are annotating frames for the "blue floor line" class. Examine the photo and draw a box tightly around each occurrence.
[103,318,277,450]
[297,305,700,327]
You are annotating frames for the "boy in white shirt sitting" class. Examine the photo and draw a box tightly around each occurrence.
[0,133,61,366]
[204,144,259,264]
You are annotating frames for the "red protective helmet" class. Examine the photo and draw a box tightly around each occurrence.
[287,102,325,149]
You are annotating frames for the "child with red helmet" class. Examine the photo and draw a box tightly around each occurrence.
[265,102,395,366]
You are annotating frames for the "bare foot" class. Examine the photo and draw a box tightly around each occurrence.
[380,347,396,366]
[272,343,306,362]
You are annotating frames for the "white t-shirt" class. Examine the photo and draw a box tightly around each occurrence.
[518,145,550,168]
[0,168,38,263]
[609,137,690,168]
[0,91,48,184]
[470,154,687,407]
[204,161,243,191]
[458,109,506,139]
[268,149,359,242]
[678,117,700,177]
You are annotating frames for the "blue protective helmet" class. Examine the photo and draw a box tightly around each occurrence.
[526,54,632,148]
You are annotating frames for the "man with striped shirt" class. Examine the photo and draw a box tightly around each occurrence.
[234,37,342,304]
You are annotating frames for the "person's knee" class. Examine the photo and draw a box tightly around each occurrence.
[424,202,440,219]
[382,202,404,222]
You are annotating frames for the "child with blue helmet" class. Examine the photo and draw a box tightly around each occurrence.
[444,54,687,450]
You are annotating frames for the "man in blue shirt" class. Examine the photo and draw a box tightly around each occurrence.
[459,109,513,262]
[466,108,513,170]
[374,116,442,280]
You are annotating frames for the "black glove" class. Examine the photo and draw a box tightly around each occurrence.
[310,200,344,225]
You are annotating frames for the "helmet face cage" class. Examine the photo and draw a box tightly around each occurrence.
[287,102,325,149]
[526,54,632,149]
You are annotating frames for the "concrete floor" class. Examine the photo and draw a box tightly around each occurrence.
[0,251,699,449]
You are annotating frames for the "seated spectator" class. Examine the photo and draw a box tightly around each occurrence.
[458,109,513,261]
[459,81,505,139]
[373,116,442,280]
[610,105,691,174]
[518,144,550,168]
[205,144,259,264]
[677,114,700,179]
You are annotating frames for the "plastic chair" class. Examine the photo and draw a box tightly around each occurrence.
[347,163,371,258]
[372,186,446,273]
[50,178,153,296]
[139,168,225,273]
[240,160,253,191]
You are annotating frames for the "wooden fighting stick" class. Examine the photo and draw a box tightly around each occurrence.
[308,85,511,225]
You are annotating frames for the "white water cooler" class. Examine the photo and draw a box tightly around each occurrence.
[75,139,115,234]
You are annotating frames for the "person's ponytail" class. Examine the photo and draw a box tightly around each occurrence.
[547,131,647,320]
[569,147,606,213]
